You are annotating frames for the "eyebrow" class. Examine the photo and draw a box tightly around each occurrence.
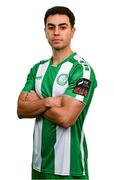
[47,23,68,27]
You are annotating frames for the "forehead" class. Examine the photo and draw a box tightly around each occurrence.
[46,14,70,25]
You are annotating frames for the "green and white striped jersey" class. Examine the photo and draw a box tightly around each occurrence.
[22,52,97,177]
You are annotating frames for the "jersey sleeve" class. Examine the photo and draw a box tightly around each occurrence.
[22,63,39,92]
[64,63,97,105]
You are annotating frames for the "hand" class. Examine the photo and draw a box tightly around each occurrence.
[45,96,62,108]
[26,91,41,101]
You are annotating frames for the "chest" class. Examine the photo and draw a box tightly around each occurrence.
[35,61,73,97]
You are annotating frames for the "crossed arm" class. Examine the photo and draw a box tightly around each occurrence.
[17,91,85,128]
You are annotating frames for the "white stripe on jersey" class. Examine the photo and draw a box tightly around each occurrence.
[34,60,50,171]
[73,54,91,102]
[53,62,73,175]
[33,117,43,171]
[35,60,50,98]
[54,127,71,175]
[80,130,86,176]
[52,61,73,97]
[74,54,91,79]
[74,54,91,175]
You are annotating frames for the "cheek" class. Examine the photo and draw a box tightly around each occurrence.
[45,31,48,39]
[45,30,50,38]
[63,32,72,41]
[71,31,75,38]
[46,32,53,40]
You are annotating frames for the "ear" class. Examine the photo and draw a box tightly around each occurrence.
[44,27,48,39]
[71,27,76,38]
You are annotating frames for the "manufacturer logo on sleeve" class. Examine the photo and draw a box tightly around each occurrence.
[57,74,68,86]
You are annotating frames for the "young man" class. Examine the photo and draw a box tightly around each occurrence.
[17,6,97,179]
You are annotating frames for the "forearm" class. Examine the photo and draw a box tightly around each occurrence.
[43,106,68,127]
[17,92,62,119]
[43,96,85,128]
[17,99,49,118]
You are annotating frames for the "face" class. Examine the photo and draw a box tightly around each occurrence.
[45,14,75,50]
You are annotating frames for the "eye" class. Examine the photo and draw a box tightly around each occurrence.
[48,26,54,30]
[60,26,67,30]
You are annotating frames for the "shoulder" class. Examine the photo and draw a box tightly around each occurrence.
[39,58,50,65]
[33,58,50,67]
[31,58,50,72]
[71,53,97,87]
[72,53,96,74]
[70,53,90,73]
[25,58,50,78]
[72,53,90,68]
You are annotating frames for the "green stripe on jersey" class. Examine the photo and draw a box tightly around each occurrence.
[41,119,56,173]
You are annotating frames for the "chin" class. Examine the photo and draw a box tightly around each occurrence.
[52,44,67,50]
[54,46,68,51]
[54,47,63,50]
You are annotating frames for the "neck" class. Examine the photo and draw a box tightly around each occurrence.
[52,47,73,66]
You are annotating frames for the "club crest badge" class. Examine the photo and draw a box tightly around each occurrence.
[57,74,68,86]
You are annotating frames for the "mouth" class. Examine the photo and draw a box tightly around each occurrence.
[52,39,62,43]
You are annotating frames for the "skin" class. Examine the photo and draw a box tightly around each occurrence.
[17,14,85,128]
[45,14,75,64]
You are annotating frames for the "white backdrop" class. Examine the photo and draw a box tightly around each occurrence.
[0,0,114,179]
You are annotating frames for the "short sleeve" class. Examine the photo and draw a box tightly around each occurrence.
[22,63,39,92]
[64,63,97,105]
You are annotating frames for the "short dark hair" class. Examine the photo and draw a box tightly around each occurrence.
[44,6,75,28]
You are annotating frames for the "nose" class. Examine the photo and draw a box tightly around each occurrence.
[54,27,60,35]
